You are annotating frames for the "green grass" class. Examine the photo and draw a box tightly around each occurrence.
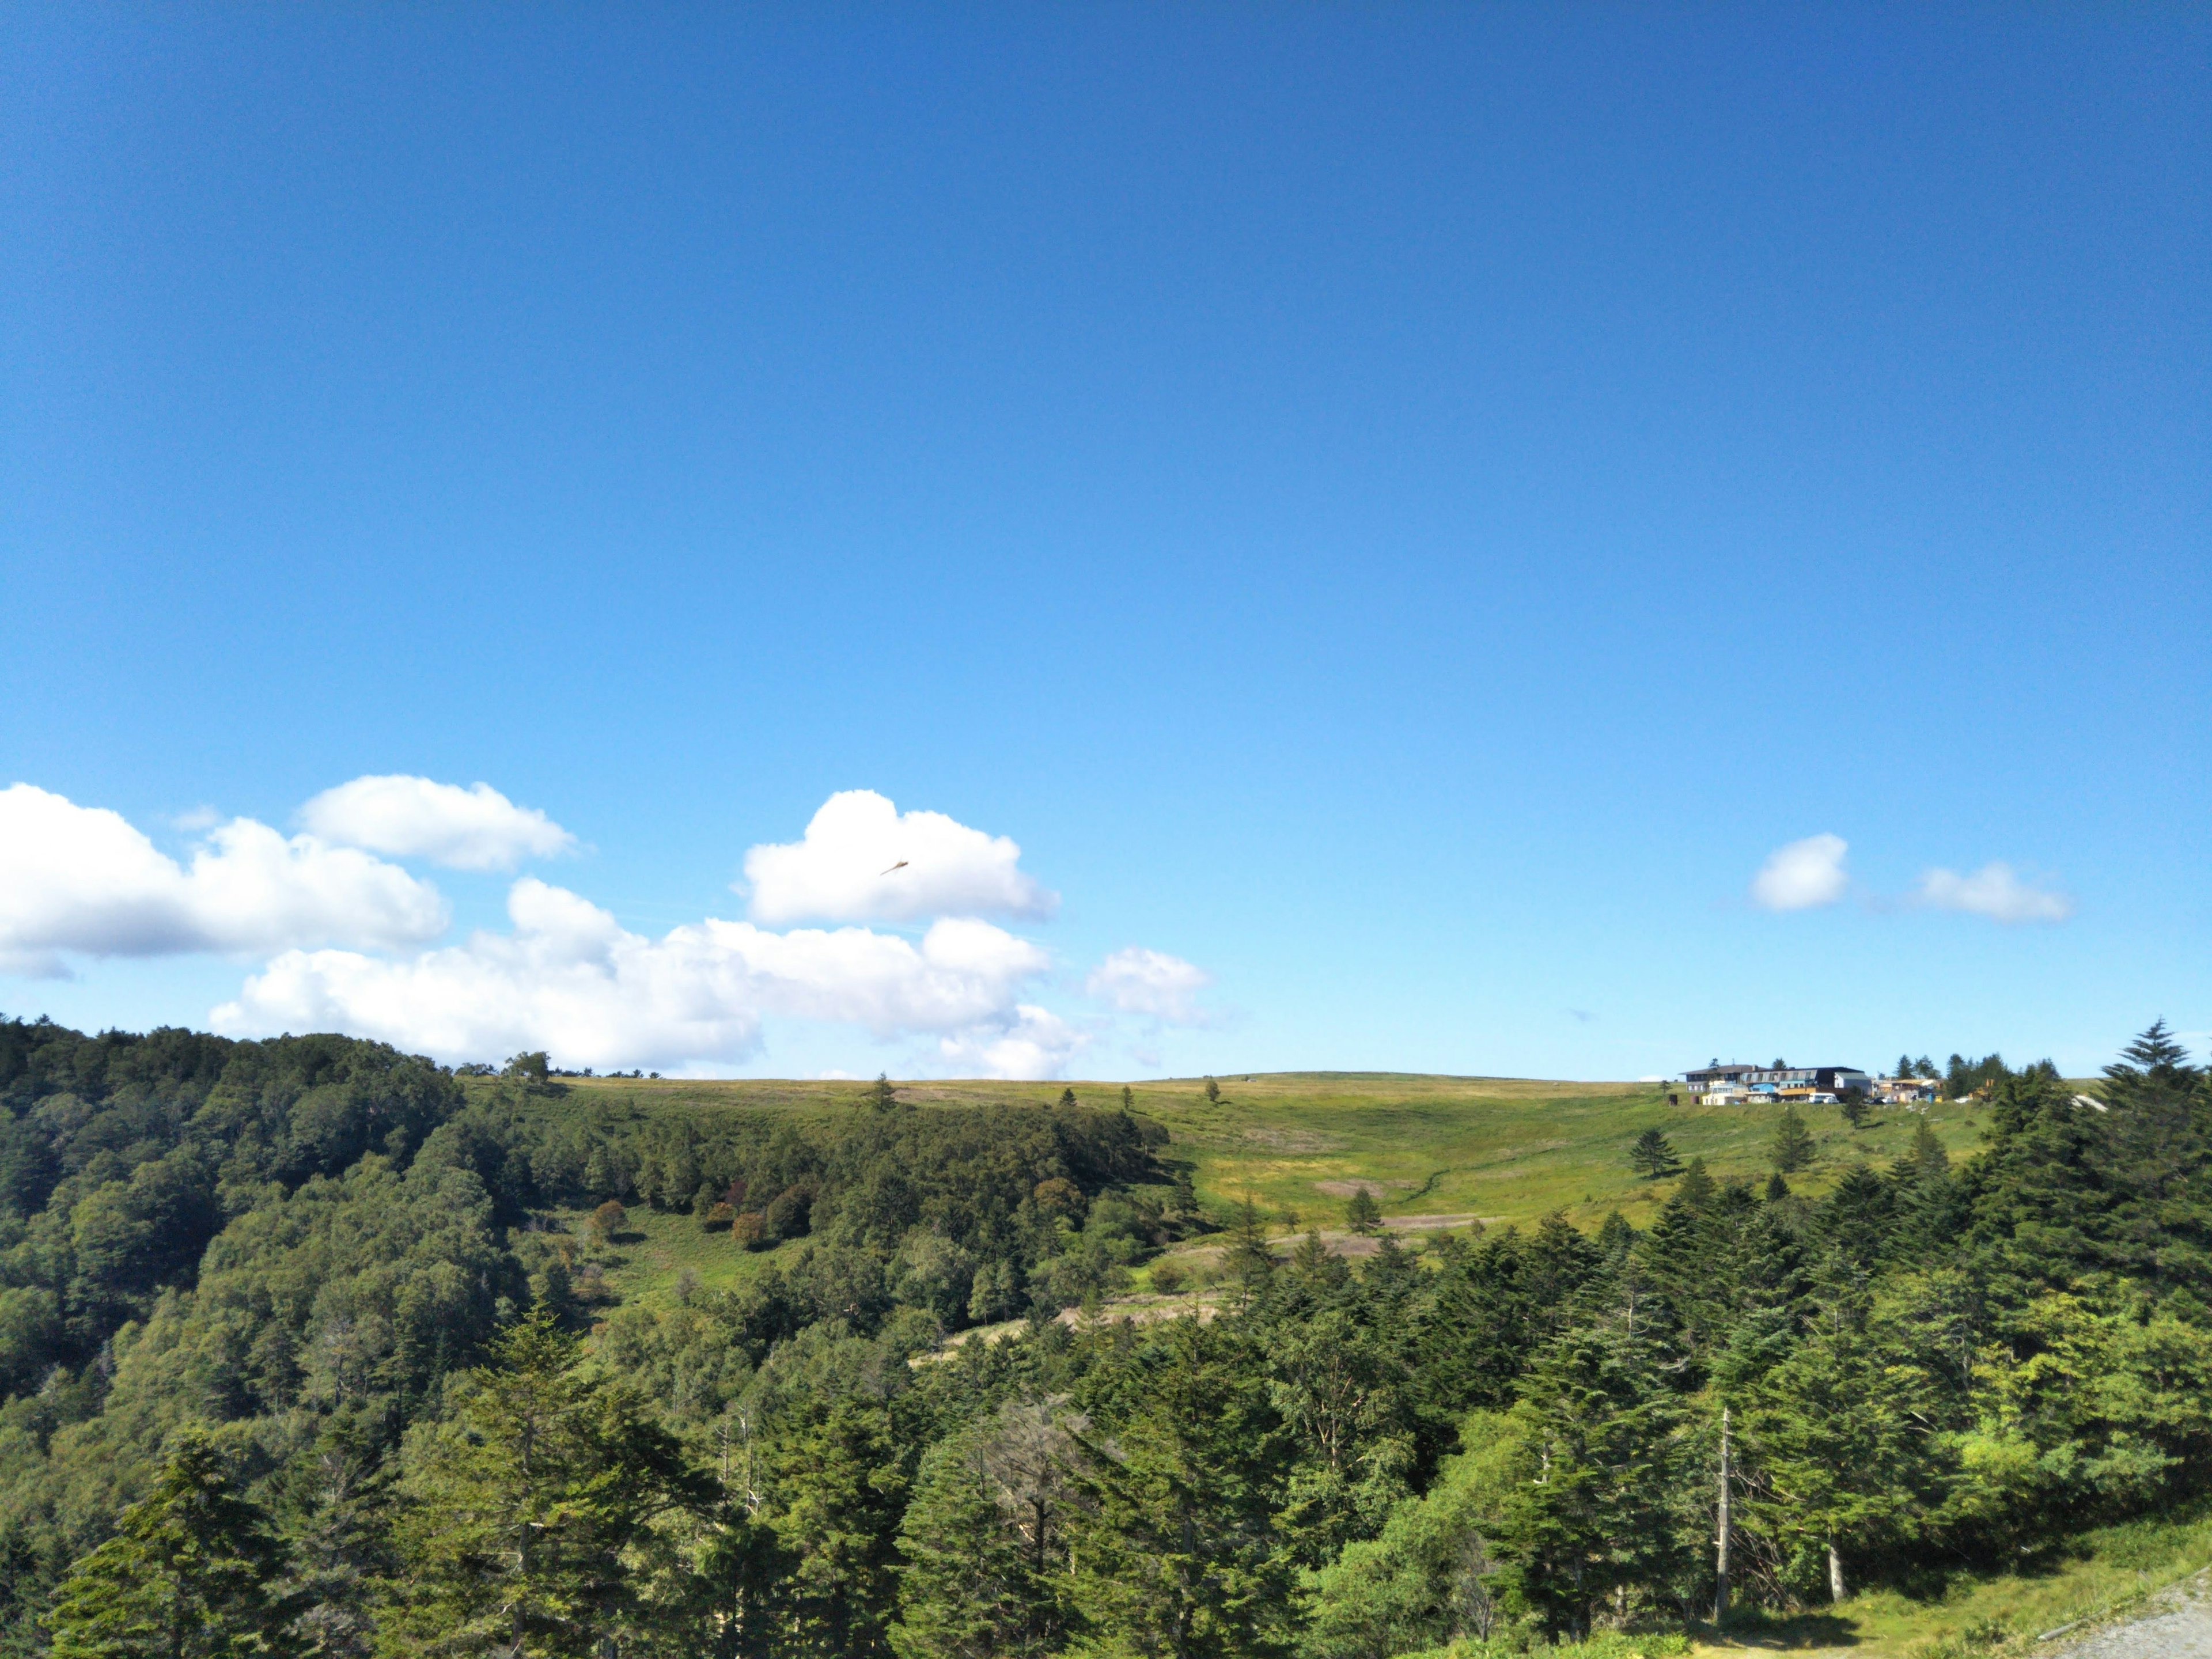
[551,1070,1993,1241]
[555,1203,796,1317]
[1694,1503,2212,1657]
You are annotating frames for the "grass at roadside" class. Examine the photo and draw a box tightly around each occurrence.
[1692,1501,2212,1657]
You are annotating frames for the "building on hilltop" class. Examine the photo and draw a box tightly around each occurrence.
[1683,1060,1869,1105]
[1872,1074,1938,1104]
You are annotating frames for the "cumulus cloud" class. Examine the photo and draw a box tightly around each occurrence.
[301,775,575,870]
[937,1005,1089,1080]
[214,877,1054,1071]
[1086,946,1213,1024]
[0,784,448,975]
[1915,862,2074,925]
[1750,833,1849,911]
[742,789,1056,925]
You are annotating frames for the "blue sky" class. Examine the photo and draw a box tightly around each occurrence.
[3,4,2206,1081]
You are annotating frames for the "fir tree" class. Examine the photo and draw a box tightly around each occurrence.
[1675,1156,1717,1209]
[1495,1310,1694,1637]
[869,1073,899,1113]
[1069,1320,1294,1659]
[1344,1187,1383,1235]
[276,1414,393,1659]
[2097,1021,2212,1295]
[893,1402,1086,1659]
[1171,1166,1199,1218]
[759,1400,912,1657]
[1224,1196,1276,1302]
[1770,1107,1815,1173]
[891,1431,1036,1659]
[47,1428,301,1659]
[383,1313,718,1657]
[1628,1129,1682,1180]
[1904,1117,1948,1183]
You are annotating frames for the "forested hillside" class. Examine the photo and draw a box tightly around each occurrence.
[0,1016,2206,1658]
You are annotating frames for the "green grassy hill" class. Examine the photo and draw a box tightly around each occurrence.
[534,1068,1990,1267]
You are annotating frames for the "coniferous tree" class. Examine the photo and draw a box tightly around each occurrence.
[1628,1129,1682,1180]
[891,1432,1033,1659]
[1225,1197,1276,1303]
[757,1400,912,1658]
[278,1415,393,1659]
[1171,1166,1199,1218]
[1494,1310,1694,1637]
[1344,1187,1383,1235]
[1744,1311,1942,1604]
[1070,1320,1294,1659]
[893,1400,1087,1659]
[1771,1107,1815,1173]
[382,1313,717,1657]
[2096,1021,2211,1296]
[47,1429,301,1659]
[1674,1157,1717,1210]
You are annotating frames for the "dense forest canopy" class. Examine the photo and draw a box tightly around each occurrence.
[0,1014,2206,1658]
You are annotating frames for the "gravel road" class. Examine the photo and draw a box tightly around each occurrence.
[2052,1576,2212,1659]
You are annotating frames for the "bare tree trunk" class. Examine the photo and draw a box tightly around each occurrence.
[1828,1540,1847,1603]
[1713,1405,1732,1623]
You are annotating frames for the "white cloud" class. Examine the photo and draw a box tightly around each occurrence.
[1750,833,1849,911]
[937,1005,1089,1080]
[300,775,575,870]
[0,784,448,975]
[214,877,1053,1071]
[1086,946,1213,1024]
[742,789,1056,925]
[1915,862,2074,925]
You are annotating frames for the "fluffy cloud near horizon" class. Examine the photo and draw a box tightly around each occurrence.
[1749,833,1850,911]
[1916,862,2074,925]
[5,780,1160,1078]
[0,783,448,975]
[301,775,576,870]
[742,789,1057,925]
[214,877,1056,1072]
[1086,946,1213,1024]
[937,1005,1089,1081]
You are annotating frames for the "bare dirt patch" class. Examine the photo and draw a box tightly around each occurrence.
[1237,1126,1343,1153]
[1312,1178,1417,1198]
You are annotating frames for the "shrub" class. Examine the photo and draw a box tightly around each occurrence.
[1149,1259,1187,1294]
[1032,1177,1085,1221]
[702,1201,735,1232]
[763,1183,814,1242]
[730,1211,767,1249]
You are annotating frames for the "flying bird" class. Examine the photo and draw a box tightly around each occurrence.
[880,860,909,876]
